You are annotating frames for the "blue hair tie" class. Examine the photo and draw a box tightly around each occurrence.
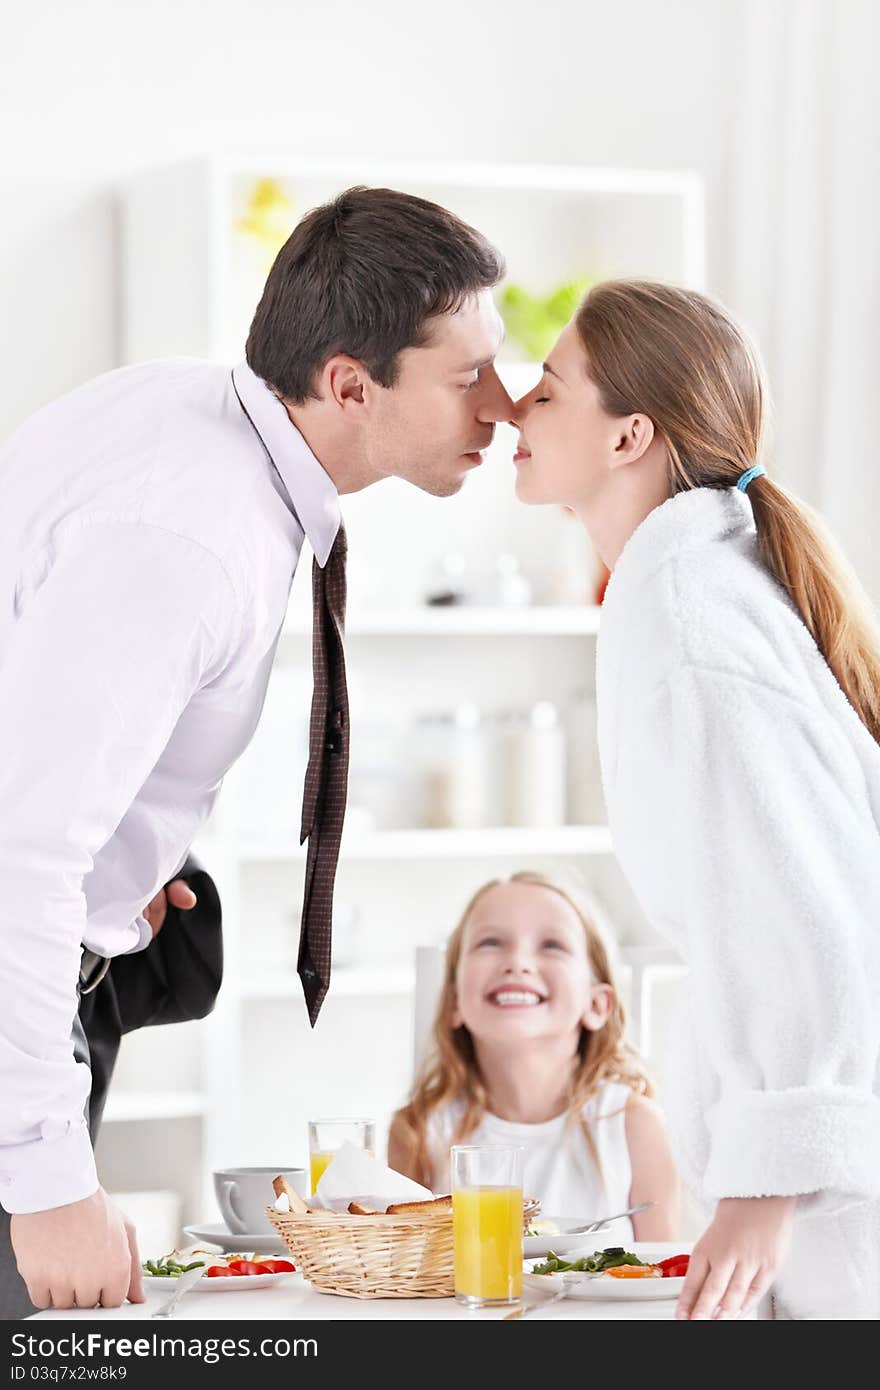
[736,464,766,492]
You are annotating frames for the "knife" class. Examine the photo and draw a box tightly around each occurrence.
[151,1265,206,1319]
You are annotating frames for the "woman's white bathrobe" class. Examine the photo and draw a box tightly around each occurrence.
[595,485,880,1319]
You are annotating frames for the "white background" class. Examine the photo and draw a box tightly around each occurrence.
[4,0,877,594]
[3,0,878,1245]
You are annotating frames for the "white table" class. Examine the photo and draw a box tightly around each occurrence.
[30,1272,686,1321]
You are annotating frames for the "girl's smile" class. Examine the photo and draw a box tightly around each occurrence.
[486,985,547,1008]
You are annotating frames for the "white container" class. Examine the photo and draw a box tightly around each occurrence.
[347,721,415,830]
[416,712,455,828]
[416,705,491,829]
[506,702,567,827]
[482,712,515,826]
[444,703,491,829]
[493,553,533,607]
[567,688,606,824]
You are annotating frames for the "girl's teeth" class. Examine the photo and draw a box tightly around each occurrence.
[492,991,542,1006]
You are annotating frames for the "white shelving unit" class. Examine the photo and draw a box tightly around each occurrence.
[102,157,705,1233]
[239,965,416,1002]
[102,1091,209,1125]
[229,825,614,862]
[283,605,603,637]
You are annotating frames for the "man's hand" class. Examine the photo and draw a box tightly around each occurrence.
[143,878,197,937]
[675,1195,796,1319]
[10,1187,145,1310]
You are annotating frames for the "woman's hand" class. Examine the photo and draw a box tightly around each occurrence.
[676,1195,797,1319]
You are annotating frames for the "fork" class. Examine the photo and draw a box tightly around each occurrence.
[151,1265,205,1319]
[563,1200,656,1235]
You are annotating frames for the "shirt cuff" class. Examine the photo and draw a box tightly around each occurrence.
[0,1121,99,1214]
[703,1086,880,1212]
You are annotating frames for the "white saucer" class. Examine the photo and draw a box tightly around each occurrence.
[183,1221,287,1254]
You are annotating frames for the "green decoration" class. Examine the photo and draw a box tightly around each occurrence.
[499,277,593,361]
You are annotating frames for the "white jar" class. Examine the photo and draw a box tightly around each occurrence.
[507,701,567,827]
[415,712,456,828]
[492,553,533,607]
[418,705,491,828]
[567,688,606,824]
[444,703,491,828]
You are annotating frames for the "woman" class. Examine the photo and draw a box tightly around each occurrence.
[511,280,880,1320]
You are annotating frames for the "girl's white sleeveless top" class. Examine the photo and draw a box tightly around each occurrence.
[425,1081,635,1241]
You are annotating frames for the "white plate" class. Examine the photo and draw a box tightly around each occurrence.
[524,1242,691,1301]
[144,1270,295,1293]
[182,1221,287,1254]
[523,1216,636,1259]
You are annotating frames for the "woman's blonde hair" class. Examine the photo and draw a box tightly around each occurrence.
[577,279,880,744]
[394,871,653,1190]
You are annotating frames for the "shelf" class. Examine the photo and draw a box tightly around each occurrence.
[231,825,613,862]
[115,157,704,1199]
[239,965,416,1001]
[220,156,704,199]
[102,1091,208,1124]
[282,605,602,637]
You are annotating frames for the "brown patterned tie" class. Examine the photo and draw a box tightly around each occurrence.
[298,526,350,1024]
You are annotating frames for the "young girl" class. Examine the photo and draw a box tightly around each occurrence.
[511,281,880,1320]
[389,871,680,1242]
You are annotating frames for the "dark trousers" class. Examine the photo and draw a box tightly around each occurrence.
[0,858,222,1320]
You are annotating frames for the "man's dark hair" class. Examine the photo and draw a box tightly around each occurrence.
[245,186,505,403]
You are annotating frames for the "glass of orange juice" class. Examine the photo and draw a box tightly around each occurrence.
[452,1145,524,1307]
[307,1118,376,1194]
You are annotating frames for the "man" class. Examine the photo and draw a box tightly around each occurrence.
[0,185,512,1315]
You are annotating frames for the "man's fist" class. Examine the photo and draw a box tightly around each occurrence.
[11,1188,145,1310]
[143,878,198,937]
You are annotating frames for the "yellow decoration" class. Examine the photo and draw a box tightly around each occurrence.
[236,178,296,271]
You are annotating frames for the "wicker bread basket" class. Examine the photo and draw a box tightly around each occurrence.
[267,1195,541,1299]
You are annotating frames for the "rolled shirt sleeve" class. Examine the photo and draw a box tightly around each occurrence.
[0,521,239,1213]
[664,663,880,1209]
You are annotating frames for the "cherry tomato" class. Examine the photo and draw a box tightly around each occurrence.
[206,1265,237,1277]
[226,1260,265,1276]
[254,1259,296,1274]
[657,1255,691,1277]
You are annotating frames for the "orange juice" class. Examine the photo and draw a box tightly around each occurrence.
[453,1185,523,1303]
[310,1151,335,1193]
[310,1148,376,1193]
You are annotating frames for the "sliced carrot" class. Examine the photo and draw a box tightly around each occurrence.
[606,1264,663,1278]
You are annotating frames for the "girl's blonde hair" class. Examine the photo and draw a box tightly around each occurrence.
[395,871,652,1190]
[577,280,880,744]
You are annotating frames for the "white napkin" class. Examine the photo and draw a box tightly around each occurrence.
[309,1141,435,1213]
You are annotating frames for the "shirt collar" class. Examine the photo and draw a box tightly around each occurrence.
[231,361,342,567]
[603,485,756,613]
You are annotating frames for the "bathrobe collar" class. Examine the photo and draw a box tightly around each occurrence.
[602,485,756,619]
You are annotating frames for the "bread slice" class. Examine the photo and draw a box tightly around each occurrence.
[385,1194,453,1217]
[348,1201,386,1216]
[272,1174,311,1214]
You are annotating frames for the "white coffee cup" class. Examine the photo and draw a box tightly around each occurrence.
[213,1166,308,1235]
